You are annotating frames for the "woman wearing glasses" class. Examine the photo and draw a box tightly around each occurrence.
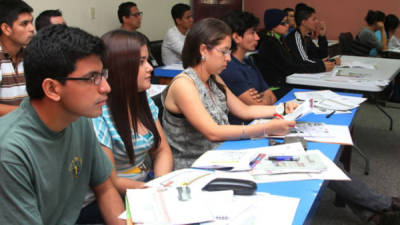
[93,30,173,191]
[161,18,297,170]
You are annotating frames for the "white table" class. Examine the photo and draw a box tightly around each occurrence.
[286,55,400,130]
[286,55,400,92]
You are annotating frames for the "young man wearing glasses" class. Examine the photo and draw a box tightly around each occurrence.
[0,25,125,225]
[117,2,158,67]
[220,11,278,125]
[0,0,34,116]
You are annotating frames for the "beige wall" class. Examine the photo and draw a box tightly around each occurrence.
[25,0,190,41]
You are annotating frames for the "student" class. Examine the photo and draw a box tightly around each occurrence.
[94,29,173,189]
[0,24,125,225]
[283,7,295,36]
[220,11,284,125]
[162,3,193,65]
[35,9,66,31]
[118,1,158,67]
[285,4,338,65]
[357,10,388,56]
[0,0,34,116]
[255,9,333,99]
[384,14,400,49]
[161,18,297,169]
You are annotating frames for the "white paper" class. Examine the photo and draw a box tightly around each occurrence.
[305,124,353,145]
[251,150,350,183]
[147,84,167,97]
[284,98,313,121]
[203,193,300,225]
[126,187,214,225]
[191,143,306,172]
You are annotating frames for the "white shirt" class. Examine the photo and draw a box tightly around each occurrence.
[388,35,400,49]
[161,26,186,65]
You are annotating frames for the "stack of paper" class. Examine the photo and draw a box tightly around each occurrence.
[294,90,366,113]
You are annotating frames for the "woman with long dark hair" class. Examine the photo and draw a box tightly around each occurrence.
[93,30,173,191]
[161,18,297,169]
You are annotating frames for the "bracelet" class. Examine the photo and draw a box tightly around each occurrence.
[241,123,246,139]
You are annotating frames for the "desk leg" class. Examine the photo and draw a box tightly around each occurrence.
[376,103,393,130]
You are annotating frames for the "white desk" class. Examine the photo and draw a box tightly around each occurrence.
[286,55,400,92]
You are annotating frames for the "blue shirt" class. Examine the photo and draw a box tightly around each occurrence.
[92,93,159,181]
[220,54,269,124]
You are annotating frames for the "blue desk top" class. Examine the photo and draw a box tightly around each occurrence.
[217,88,362,225]
[154,66,183,78]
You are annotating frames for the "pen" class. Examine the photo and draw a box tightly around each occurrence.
[249,153,266,169]
[326,110,336,118]
[268,156,300,161]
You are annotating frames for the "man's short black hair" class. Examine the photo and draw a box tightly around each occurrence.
[0,0,33,35]
[221,11,259,52]
[118,2,137,24]
[294,4,315,27]
[35,9,62,31]
[365,10,386,25]
[283,8,294,15]
[385,14,399,33]
[171,3,191,25]
[24,25,105,99]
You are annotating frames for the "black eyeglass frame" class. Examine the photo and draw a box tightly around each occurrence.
[54,69,108,86]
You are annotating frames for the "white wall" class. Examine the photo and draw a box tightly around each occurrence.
[25,0,190,41]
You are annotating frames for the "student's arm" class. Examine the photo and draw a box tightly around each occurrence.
[377,22,388,50]
[239,88,276,105]
[93,178,125,225]
[165,75,295,141]
[101,145,147,195]
[0,104,18,116]
[0,161,43,225]
[150,119,173,177]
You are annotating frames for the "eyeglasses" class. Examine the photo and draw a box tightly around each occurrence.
[207,45,231,56]
[55,69,108,86]
[130,12,143,17]
[279,21,289,26]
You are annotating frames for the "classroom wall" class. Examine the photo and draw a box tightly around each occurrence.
[244,0,400,40]
[24,0,190,41]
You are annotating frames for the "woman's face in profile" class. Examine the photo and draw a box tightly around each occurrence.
[204,35,232,75]
[137,45,153,92]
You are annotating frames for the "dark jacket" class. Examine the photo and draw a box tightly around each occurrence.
[285,29,328,63]
[255,35,325,97]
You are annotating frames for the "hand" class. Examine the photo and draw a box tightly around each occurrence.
[334,57,341,65]
[377,21,385,30]
[324,61,335,72]
[265,119,296,136]
[249,88,264,103]
[319,21,327,36]
[284,101,299,114]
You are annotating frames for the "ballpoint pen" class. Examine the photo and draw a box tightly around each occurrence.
[326,110,336,118]
[268,156,300,161]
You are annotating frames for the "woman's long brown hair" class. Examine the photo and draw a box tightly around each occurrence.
[102,29,160,164]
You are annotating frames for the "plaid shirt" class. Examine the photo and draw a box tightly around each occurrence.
[0,42,27,106]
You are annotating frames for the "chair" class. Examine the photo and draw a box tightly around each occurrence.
[149,40,164,67]
[151,93,164,125]
[338,32,371,56]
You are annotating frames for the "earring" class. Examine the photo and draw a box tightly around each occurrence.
[201,55,206,61]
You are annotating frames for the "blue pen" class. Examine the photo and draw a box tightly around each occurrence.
[268,156,300,161]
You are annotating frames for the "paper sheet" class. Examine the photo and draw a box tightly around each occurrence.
[305,124,353,145]
[251,150,350,183]
[147,84,167,97]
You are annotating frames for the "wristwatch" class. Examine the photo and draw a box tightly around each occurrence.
[275,103,284,115]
